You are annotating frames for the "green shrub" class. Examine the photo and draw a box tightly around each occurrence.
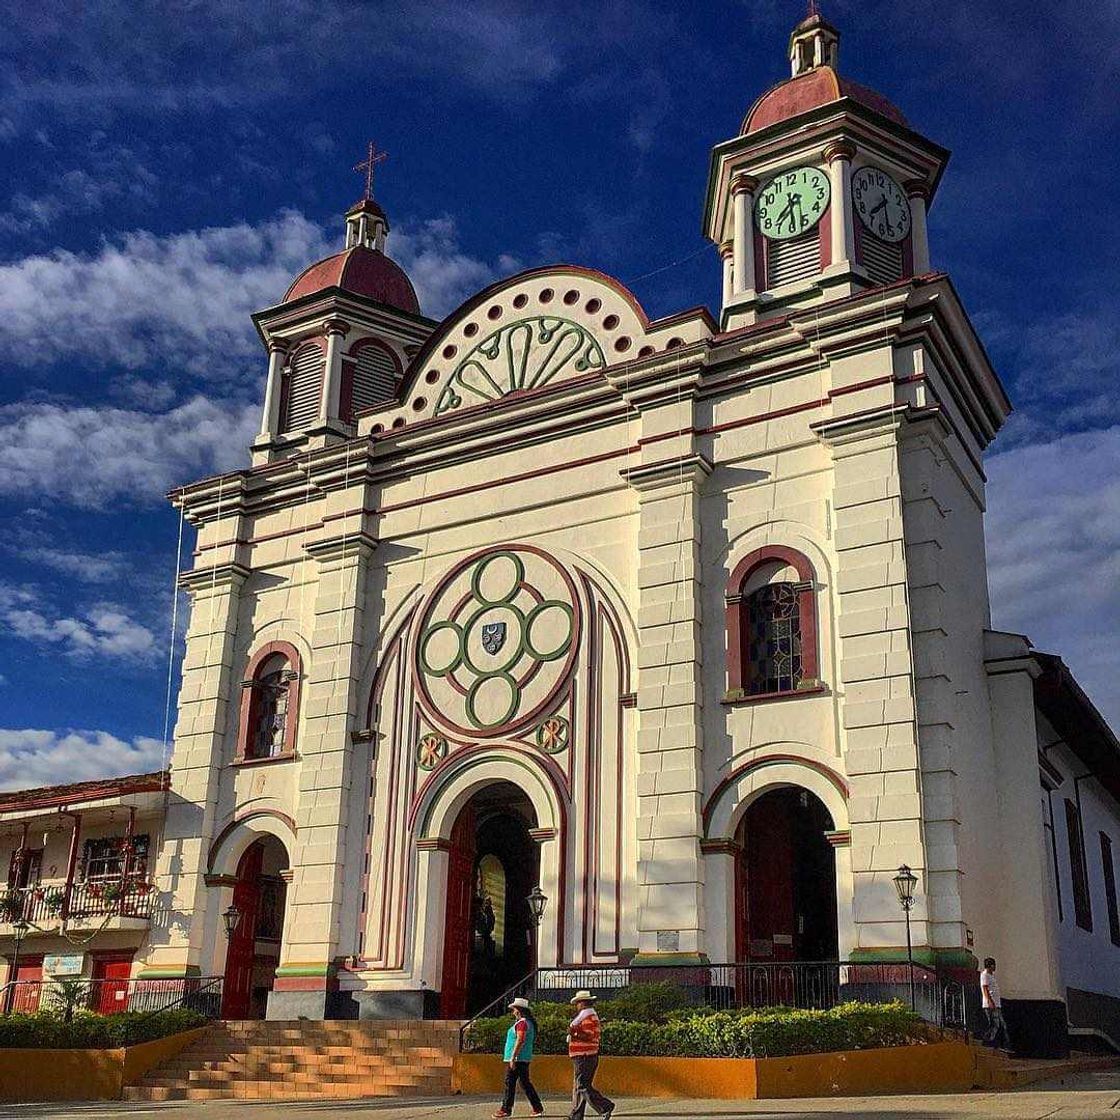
[0,1008,207,1049]
[466,1001,924,1059]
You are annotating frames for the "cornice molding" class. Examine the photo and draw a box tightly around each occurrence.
[621,452,713,491]
[178,562,252,593]
[304,530,378,564]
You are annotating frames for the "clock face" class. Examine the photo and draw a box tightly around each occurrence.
[852,167,912,243]
[754,166,831,241]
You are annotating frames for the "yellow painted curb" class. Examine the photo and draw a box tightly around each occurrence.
[453,1040,986,1099]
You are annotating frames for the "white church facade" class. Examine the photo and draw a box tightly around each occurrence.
[3,13,1120,1060]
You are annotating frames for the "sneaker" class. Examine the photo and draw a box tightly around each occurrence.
[491,1112,511,1119]
[531,1112,545,1118]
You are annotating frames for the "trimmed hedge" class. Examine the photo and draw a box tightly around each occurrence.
[468,999,924,1059]
[0,1008,207,1049]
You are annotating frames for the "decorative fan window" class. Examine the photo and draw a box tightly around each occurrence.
[279,343,324,433]
[725,546,821,701]
[236,641,302,762]
[345,341,399,420]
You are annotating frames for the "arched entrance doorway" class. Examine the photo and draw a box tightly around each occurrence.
[222,835,289,1019]
[441,782,539,1018]
[735,786,838,963]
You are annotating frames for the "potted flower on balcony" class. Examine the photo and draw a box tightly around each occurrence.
[0,891,25,922]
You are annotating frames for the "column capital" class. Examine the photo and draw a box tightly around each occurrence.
[903,178,931,201]
[730,172,758,196]
[321,317,351,337]
[266,337,291,355]
[620,452,713,492]
[718,240,734,260]
[304,530,377,564]
[823,140,857,164]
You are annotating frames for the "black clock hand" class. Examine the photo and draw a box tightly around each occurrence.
[776,197,797,233]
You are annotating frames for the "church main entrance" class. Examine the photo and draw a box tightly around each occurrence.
[221,835,289,1020]
[440,782,540,1018]
[735,786,838,964]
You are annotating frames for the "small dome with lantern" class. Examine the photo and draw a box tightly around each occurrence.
[741,11,907,136]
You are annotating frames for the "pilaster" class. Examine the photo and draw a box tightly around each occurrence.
[622,436,711,963]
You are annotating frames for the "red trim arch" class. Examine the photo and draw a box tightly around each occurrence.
[235,640,303,762]
[206,808,298,875]
[725,545,819,696]
[702,753,849,838]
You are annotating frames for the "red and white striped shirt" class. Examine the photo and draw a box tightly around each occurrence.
[568,1008,601,1057]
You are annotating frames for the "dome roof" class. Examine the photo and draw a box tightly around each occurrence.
[741,66,907,135]
[284,245,420,314]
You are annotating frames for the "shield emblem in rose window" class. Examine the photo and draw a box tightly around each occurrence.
[481,622,507,655]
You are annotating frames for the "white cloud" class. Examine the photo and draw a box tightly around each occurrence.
[0,729,165,792]
[18,547,131,583]
[0,394,258,507]
[0,584,157,661]
[0,210,513,383]
[985,424,1120,730]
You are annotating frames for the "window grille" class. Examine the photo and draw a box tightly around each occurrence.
[860,233,904,285]
[1065,799,1093,931]
[766,229,820,289]
[745,582,804,694]
[280,345,323,433]
[82,835,150,881]
[250,656,292,759]
[351,343,398,417]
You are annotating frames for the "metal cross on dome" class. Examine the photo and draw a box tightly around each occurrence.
[354,141,388,201]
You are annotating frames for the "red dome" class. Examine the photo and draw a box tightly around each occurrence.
[742,66,907,135]
[284,245,420,314]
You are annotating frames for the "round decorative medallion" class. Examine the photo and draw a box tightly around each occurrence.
[415,546,580,737]
[535,715,570,754]
[416,733,448,770]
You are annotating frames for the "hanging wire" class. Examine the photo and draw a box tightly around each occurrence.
[624,244,711,288]
[160,505,186,783]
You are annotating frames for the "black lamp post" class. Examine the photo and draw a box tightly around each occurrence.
[222,903,242,941]
[893,865,919,1009]
[526,886,548,977]
[6,916,30,1015]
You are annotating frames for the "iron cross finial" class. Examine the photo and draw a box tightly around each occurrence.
[807,0,820,16]
[354,141,388,201]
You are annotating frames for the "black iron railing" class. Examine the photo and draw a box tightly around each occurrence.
[460,960,969,1050]
[0,880,155,925]
[1,975,223,1017]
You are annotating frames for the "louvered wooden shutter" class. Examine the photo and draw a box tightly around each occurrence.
[766,229,821,289]
[280,345,323,433]
[860,234,903,285]
[351,344,399,415]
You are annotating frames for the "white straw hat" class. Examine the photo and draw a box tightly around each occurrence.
[569,990,597,1003]
[509,997,531,1010]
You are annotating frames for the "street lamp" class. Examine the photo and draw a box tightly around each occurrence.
[526,886,548,927]
[6,917,30,1015]
[222,903,242,941]
[893,865,919,1009]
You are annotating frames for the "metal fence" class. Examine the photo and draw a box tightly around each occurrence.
[462,960,969,1050]
[2,976,222,1018]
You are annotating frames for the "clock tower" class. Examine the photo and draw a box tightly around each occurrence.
[704,10,948,327]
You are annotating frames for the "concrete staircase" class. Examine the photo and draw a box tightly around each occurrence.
[123,1019,462,1102]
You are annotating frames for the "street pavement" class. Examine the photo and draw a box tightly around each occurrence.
[3,1070,1120,1120]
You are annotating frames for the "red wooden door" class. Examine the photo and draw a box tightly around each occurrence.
[93,957,133,1014]
[6,957,43,1012]
[221,844,263,1020]
[440,806,476,1018]
[742,795,796,962]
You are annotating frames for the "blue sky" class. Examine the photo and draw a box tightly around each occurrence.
[0,0,1117,789]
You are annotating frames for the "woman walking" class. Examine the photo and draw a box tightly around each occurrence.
[493,997,544,1119]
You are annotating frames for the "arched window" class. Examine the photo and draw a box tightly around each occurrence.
[726,546,821,700]
[279,343,324,434]
[236,641,302,762]
[341,339,400,422]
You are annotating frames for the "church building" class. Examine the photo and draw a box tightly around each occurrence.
[3,12,1119,1061]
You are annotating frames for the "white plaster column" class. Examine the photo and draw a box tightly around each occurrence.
[621,407,711,962]
[318,318,350,426]
[824,142,856,271]
[906,181,931,273]
[140,484,250,978]
[730,173,757,299]
[258,339,288,441]
[719,242,734,311]
[274,524,375,1015]
[700,840,740,963]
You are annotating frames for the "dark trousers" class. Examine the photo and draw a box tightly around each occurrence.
[984,1006,1012,1050]
[502,1061,543,1114]
[569,1054,614,1119]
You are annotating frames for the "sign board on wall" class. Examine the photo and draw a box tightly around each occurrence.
[43,953,85,976]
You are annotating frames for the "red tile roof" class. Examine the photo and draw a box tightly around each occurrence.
[0,771,168,814]
[742,67,907,135]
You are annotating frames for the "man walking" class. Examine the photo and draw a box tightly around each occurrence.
[567,990,614,1120]
[980,957,1012,1051]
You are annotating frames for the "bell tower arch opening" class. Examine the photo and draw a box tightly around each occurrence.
[440,781,540,1018]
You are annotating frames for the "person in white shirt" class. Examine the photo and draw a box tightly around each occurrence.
[979,957,1011,1051]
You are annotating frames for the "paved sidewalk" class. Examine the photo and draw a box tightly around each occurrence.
[3,1069,1120,1120]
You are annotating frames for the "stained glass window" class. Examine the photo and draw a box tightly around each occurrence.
[250,655,292,759]
[745,582,803,695]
